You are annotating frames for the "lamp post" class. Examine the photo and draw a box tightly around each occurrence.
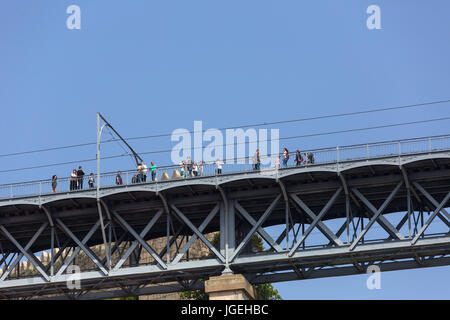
[97,113,107,196]
[96,112,109,270]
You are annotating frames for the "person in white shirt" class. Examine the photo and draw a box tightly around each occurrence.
[70,170,77,191]
[274,154,280,168]
[198,161,204,176]
[88,173,95,188]
[186,156,193,177]
[192,162,199,177]
[215,159,223,175]
[142,163,148,182]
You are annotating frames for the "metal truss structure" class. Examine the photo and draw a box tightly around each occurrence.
[0,148,449,299]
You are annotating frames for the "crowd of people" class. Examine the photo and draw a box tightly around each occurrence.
[51,148,315,193]
[180,157,205,178]
[127,161,158,184]
[52,166,95,193]
[251,148,314,170]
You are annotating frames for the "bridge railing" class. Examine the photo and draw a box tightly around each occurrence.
[1,134,450,200]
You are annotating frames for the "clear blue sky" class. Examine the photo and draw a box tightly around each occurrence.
[1,0,449,299]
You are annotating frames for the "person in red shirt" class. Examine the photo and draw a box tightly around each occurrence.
[282,148,289,166]
[295,150,303,166]
[116,171,123,185]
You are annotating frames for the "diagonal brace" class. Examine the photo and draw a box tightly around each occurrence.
[231,194,282,261]
[349,181,403,251]
[290,193,344,247]
[352,184,405,241]
[0,223,48,281]
[171,205,226,263]
[112,210,167,270]
[235,201,284,253]
[172,204,220,264]
[56,219,107,276]
[113,209,164,271]
[288,188,342,256]
[411,183,450,244]
[413,182,450,224]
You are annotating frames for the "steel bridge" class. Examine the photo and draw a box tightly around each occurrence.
[0,135,449,299]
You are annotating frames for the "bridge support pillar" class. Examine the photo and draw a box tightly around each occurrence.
[205,274,255,300]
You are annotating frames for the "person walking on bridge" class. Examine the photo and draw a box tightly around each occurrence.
[142,163,148,182]
[254,149,261,170]
[216,158,224,175]
[180,161,186,178]
[52,175,57,193]
[77,166,85,189]
[137,163,143,183]
[282,148,289,167]
[70,170,77,191]
[192,162,198,177]
[295,150,303,166]
[88,173,95,188]
[150,162,157,181]
[187,156,193,177]
[198,160,204,176]
[274,154,280,168]
[116,171,123,185]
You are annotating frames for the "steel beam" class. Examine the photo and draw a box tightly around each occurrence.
[55,220,101,276]
[40,206,54,228]
[350,181,405,251]
[234,201,284,253]
[0,223,48,281]
[250,256,450,284]
[289,193,344,247]
[96,200,110,268]
[113,209,164,271]
[111,210,167,270]
[56,219,108,275]
[288,188,342,256]
[171,204,219,264]
[411,184,450,245]
[227,199,236,259]
[231,194,282,261]
[217,186,231,272]
[413,182,450,223]
[278,179,290,250]
[171,205,225,263]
